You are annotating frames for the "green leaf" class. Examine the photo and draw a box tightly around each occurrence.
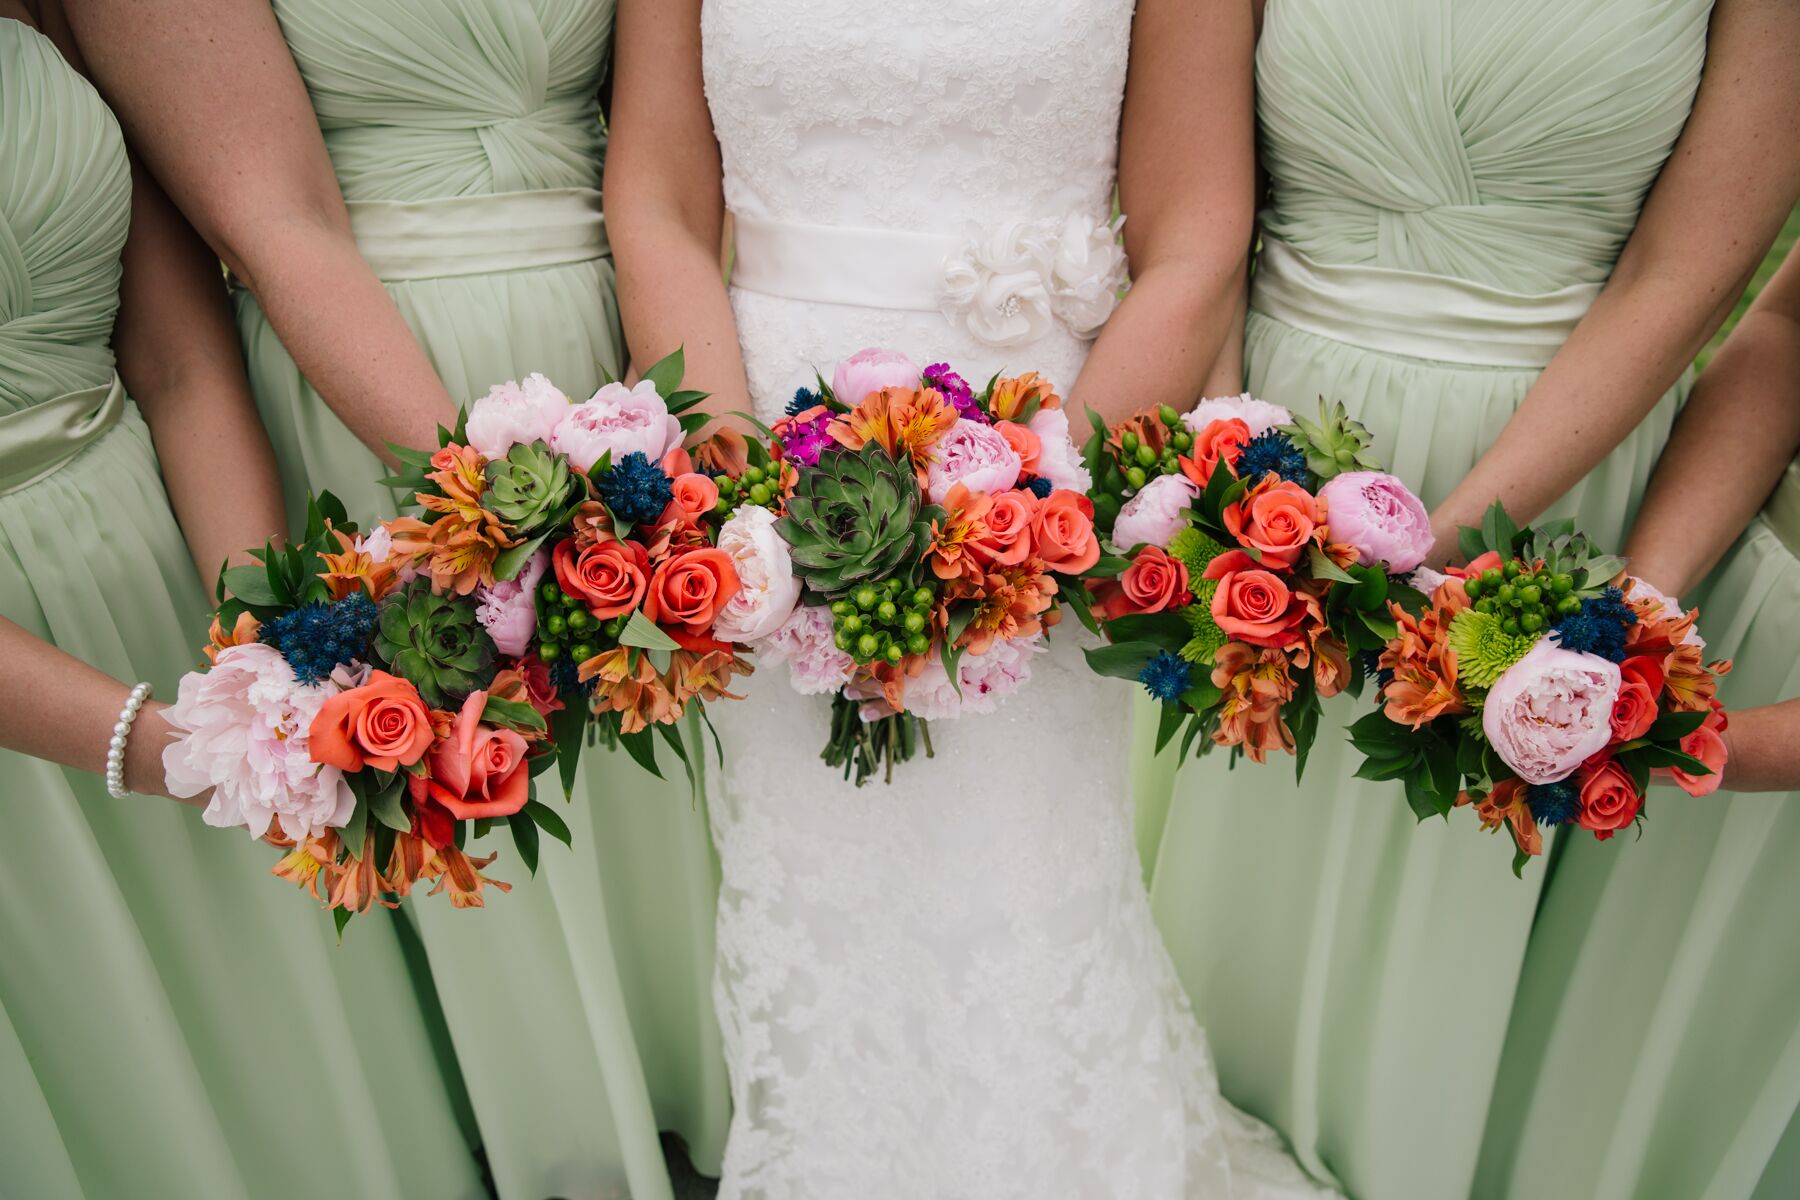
[1425,735,1462,800]
[1354,754,1417,782]
[1512,845,1532,879]
[340,796,369,859]
[492,532,551,583]
[1480,502,1519,558]
[1388,581,1431,617]
[481,695,548,734]
[618,729,664,780]
[549,702,587,798]
[333,907,354,939]
[1178,716,1204,762]
[655,720,701,799]
[1358,608,1399,642]
[1307,544,1359,585]
[1458,523,1487,565]
[1403,773,1452,821]
[524,799,573,848]
[642,346,686,398]
[1099,611,1190,650]
[1618,743,1712,775]
[1291,692,1323,784]
[1178,678,1224,713]
[619,611,680,652]
[367,776,411,834]
[1154,701,1186,755]
[222,564,282,606]
[1084,640,1159,682]
[1648,709,1708,742]
[664,388,712,416]
[507,809,540,876]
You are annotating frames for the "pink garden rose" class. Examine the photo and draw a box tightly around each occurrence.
[1482,638,1622,784]
[465,373,571,460]
[163,643,356,841]
[1317,471,1434,573]
[1182,393,1292,439]
[712,504,802,644]
[474,548,549,658]
[551,379,682,473]
[1025,405,1093,493]
[832,347,921,406]
[926,418,1022,503]
[761,605,855,696]
[1111,472,1199,550]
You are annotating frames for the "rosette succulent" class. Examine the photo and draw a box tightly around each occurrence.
[375,579,496,707]
[1285,398,1382,481]
[776,443,942,598]
[485,441,576,534]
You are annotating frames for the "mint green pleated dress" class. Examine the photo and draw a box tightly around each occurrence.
[0,21,481,1199]
[1477,456,1800,1200]
[1138,3,1711,1197]
[234,3,726,1194]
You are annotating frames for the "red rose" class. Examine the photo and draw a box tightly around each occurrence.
[416,691,532,821]
[1609,655,1664,743]
[309,670,433,773]
[1178,417,1251,488]
[1029,490,1101,575]
[1576,758,1642,840]
[1205,549,1311,648]
[646,546,741,636]
[1223,479,1320,568]
[1098,545,1190,619]
[554,536,650,619]
[970,489,1038,566]
[1672,703,1728,797]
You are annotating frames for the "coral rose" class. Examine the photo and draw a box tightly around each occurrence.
[969,488,1038,566]
[417,691,531,821]
[1097,546,1189,619]
[1223,479,1319,568]
[666,472,721,524]
[309,670,435,773]
[554,536,650,620]
[1030,490,1101,574]
[1179,417,1252,488]
[1672,704,1729,797]
[1576,758,1642,840]
[995,420,1043,475]
[646,546,741,637]
[1609,655,1664,743]
[1204,550,1311,649]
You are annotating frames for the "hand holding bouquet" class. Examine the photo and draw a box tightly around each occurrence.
[1079,394,1434,772]
[1348,504,1734,872]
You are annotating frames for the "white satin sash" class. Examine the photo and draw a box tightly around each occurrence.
[729,213,957,311]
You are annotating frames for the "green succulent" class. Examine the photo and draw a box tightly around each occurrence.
[1284,397,1382,482]
[775,443,941,598]
[375,579,496,708]
[1446,608,1539,689]
[484,441,575,535]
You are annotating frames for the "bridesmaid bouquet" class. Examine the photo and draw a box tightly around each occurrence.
[1079,394,1433,772]
[709,348,1100,784]
[163,353,752,923]
[1348,504,1734,873]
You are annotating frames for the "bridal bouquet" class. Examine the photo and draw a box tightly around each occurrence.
[711,348,1099,784]
[1347,504,1734,872]
[1079,394,1432,772]
[163,354,751,922]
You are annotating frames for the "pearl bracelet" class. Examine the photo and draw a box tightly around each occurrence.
[104,681,154,800]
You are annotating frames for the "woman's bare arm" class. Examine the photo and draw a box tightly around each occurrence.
[66,0,457,462]
[1426,0,1800,562]
[1719,699,1800,792]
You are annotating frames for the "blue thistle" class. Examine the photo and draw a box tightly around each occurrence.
[547,654,594,698]
[1358,648,1394,691]
[596,451,674,526]
[1024,476,1055,499]
[1138,651,1193,703]
[1551,586,1637,663]
[1526,780,1582,826]
[1236,430,1312,486]
[787,387,820,417]
[259,590,377,685]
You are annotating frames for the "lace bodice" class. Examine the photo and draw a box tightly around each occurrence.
[268,0,613,201]
[701,0,1133,233]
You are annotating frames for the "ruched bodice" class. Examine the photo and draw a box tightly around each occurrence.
[1256,0,1711,293]
[0,21,129,412]
[268,0,612,201]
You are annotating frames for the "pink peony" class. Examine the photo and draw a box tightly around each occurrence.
[162,643,356,840]
[552,379,683,473]
[832,347,922,407]
[857,634,1043,722]
[761,605,856,696]
[1482,638,1622,784]
[1025,405,1093,493]
[926,418,1022,503]
[474,548,549,658]
[465,373,571,460]
[1317,471,1434,573]
[712,504,802,644]
[1182,393,1292,439]
[1112,473,1200,550]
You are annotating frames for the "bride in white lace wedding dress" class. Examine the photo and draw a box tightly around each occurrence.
[609,2,1340,1196]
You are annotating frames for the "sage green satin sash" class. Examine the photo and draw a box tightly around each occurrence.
[1252,236,1603,369]
[345,186,609,282]
[1764,459,1800,563]
[0,374,126,496]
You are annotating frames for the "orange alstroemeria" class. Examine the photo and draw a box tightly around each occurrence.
[667,647,753,708]
[1210,642,1299,762]
[928,484,994,582]
[317,525,399,601]
[988,372,1061,421]
[205,611,262,663]
[690,428,750,479]
[325,829,389,916]
[956,560,1058,656]
[429,844,512,909]
[829,386,957,463]
[579,646,681,734]
[1378,597,1468,729]
[1461,779,1543,858]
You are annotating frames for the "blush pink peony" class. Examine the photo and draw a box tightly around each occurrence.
[474,548,549,658]
[926,418,1023,503]
[712,504,802,644]
[1024,405,1093,493]
[1317,471,1434,573]
[1111,472,1199,550]
[1482,638,1622,784]
[1182,393,1292,439]
[832,347,922,406]
[761,605,856,696]
[465,372,571,460]
[552,379,683,473]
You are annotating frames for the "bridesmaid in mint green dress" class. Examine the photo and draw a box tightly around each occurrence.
[0,11,479,1197]
[1478,245,1800,1199]
[68,2,727,1195]
[1141,2,1800,1196]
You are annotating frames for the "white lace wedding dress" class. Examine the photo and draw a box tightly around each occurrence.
[701,2,1339,1196]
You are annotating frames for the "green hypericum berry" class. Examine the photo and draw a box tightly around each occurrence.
[830,599,852,616]
[1518,584,1542,605]
[1171,430,1193,451]
[538,642,561,662]
[857,633,880,658]
[1121,430,1140,454]
[1552,573,1574,595]
[834,630,852,650]
[912,588,934,609]
[1520,612,1544,632]
[877,601,898,622]
[885,643,904,664]
[569,642,595,662]
[1501,617,1521,637]
[906,632,930,656]
[904,611,926,634]
[743,465,766,485]
[606,616,626,637]
[1125,466,1148,490]
[747,483,771,505]
[1558,596,1583,615]
[842,614,864,633]
[1482,568,1503,589]
[561,589,582,609]
[1158,404,1182,427]
[1504,561,1522,580]
[1463,578,1483,598]
[540,582,562,603]
[572,609,597,632]
[1497,584,1515,604]
[546,613,569,637]
[1135,443,1157,468]
[855,586,879,610]
[713,494,732,515]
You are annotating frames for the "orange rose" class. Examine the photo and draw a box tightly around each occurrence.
[554,536,650,619]
[1096,545,1189,619]
[1672,704,1729,797]
[1205,550,1311,649]
[416,691,532,821]
[646,546,741,636]
[1223,479,1319,568]
[1609,656,1663,742]
[666,472,721,524]
[1575,757,1642,840]
[1178,417,1251,489]
[1029,490,1101,575]
[995,420,1043,475]
[309,670,434,773]
[969,488,1038,566]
